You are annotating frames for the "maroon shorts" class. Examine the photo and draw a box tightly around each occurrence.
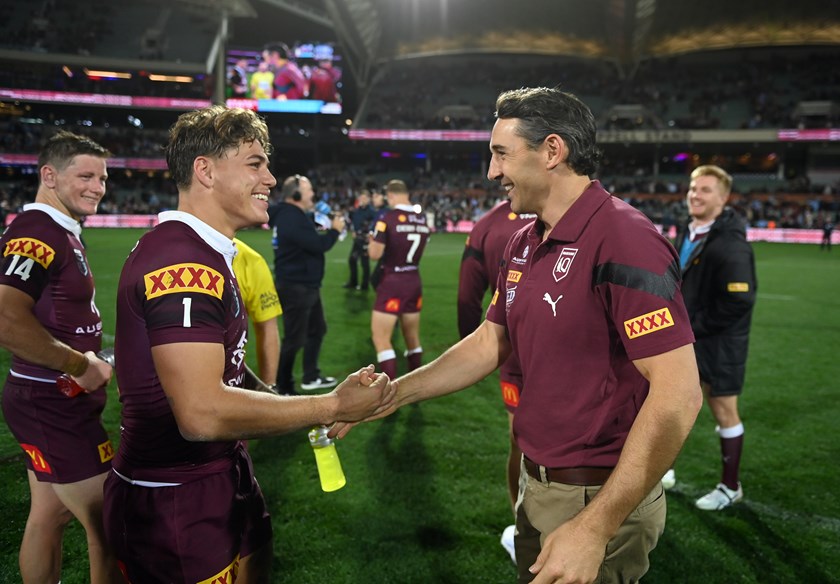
[2,374,112,483]
[103,445,272,583]
[373,272,422,314]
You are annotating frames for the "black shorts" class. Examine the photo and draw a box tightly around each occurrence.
[693,336,749,396]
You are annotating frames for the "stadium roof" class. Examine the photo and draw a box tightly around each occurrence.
[231,0,840,89]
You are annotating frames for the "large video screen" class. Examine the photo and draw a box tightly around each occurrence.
[224,43,343,115]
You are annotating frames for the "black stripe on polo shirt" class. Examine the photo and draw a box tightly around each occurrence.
[592,260,680,300]
[461,246,484,263]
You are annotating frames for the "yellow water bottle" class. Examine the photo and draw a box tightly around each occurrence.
[308,425,346,492]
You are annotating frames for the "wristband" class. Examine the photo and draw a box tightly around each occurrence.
[62,350,89,377]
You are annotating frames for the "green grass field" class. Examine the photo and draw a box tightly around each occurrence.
[1,229,839,583]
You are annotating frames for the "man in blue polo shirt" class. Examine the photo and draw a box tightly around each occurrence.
[336,87,702,583]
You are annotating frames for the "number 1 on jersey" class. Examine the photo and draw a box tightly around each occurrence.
[182,297,192,328]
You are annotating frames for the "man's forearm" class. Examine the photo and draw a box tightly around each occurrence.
[573,345,702,540]
[394,320,507,407]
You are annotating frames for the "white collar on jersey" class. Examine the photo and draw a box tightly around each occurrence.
[394,203,420,212]
[157,211,237,268]
[23,202,83,238]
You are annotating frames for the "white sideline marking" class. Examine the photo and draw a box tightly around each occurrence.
[757,293,796,301]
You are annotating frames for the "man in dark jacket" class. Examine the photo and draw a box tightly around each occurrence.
[667,165,757,511]
[268,174,345,394]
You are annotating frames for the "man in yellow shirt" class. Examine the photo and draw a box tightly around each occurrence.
[233,237,282,385]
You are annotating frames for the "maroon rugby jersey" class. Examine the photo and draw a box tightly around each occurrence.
[113,212,247,474]
[457,199,535,338]
[371,204,430,277]
[0,204,102,380]
[486,182,695,468]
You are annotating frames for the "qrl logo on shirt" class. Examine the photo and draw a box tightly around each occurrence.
[624,308,674,339]
[144,263,224,300]
[4,237,55,268]
[553,248,578,282]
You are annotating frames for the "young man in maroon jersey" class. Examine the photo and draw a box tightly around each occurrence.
[103,105,393,583]
[336,88,702,583]
[369,179,431,379]
[458,198,535,563]
[0,131,120,583]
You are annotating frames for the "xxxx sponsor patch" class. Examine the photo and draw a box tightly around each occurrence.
[98,440,115,463]
[4,237,55,268]
[197,554,239,584]
[144,263,224,300]
[624,307,674,339]
[507,270,522,283]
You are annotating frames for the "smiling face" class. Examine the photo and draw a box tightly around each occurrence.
[39,154,108,220]
[686,173,729,225]
[210,140,277,234]
[487,118,549,215]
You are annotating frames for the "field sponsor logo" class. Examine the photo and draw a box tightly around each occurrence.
[197,554,240,584]
[507,270,522,283]
[553,248,578,282]
[98,440,115,463]
[21,443,52,474]
[144,263,224,300]
[3,237,55,268]
[501,381,520,407]
[624,307,674,339]
[727,282,750,292]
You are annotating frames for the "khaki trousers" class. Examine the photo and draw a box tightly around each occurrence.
[514,468,666,583]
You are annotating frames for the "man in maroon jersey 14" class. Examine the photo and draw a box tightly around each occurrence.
[458,198,535,563]
[369,179,430,380]
[0,131,120,583]
[103,105,394,583]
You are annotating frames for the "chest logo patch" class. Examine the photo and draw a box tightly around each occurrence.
[507,270,522,283]
[4,237,55,268]
[727,282,749,292]
[553,248,578,282]
[542,292,564,317]
[144,263,224,300]
[624,308,674,339]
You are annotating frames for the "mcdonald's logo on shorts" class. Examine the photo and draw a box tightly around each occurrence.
[4,237,55,268]
[385,298,401,313]
[21,443,52,474]
[144,263,224,300]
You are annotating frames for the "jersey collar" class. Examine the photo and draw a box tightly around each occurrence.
[23,202,82,238]
[158,211,237,266]
[533,180,610,244]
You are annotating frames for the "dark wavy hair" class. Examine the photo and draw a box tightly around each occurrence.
[494,87,602,176]
[38,130,110,173]
[165,105,272,190]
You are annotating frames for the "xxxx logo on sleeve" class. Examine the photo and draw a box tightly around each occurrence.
[3,237,55,268]
[623,307,674,339]
[144,263,224,300]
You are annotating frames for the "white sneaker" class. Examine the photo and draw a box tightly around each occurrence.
[661,469,676,490]
[500,524,516,564]
[695,482,743,511]
[300,376,338,391]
